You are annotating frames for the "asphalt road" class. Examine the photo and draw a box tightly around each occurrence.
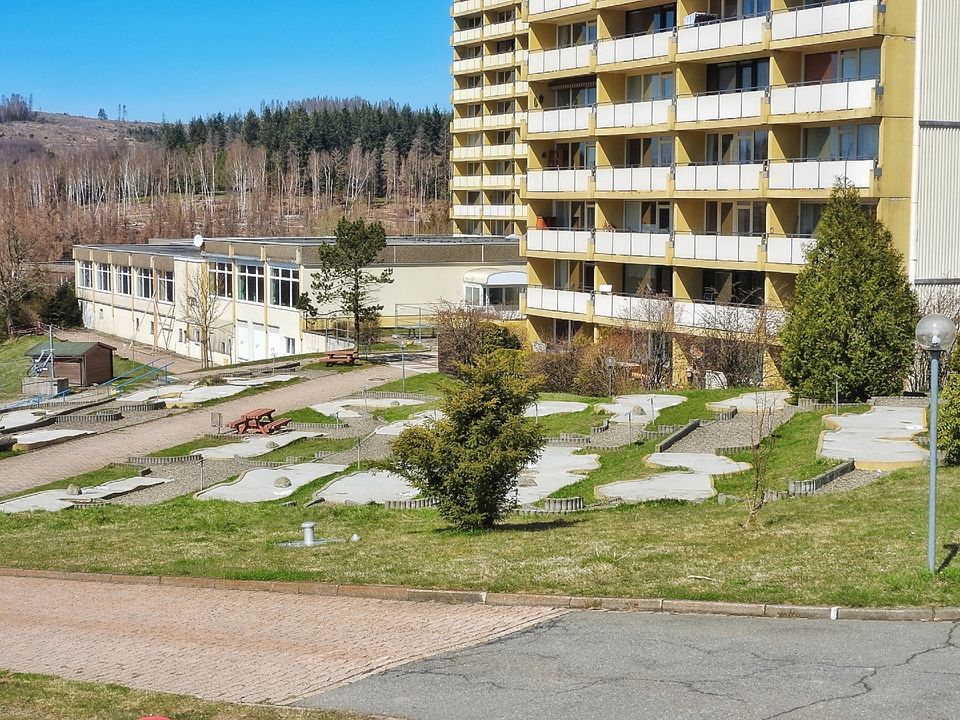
[298,611,960,720]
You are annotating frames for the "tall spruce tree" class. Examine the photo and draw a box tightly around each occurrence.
[780,182,919,402]
[309,217,393,351]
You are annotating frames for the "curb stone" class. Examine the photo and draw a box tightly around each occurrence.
[0,567,951,623]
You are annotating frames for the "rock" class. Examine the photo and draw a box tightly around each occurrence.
[66,484,81,496]
[140,468,152,476]
[390,400,401,406]
[274,476,292,488]
[266,441,279,449]
[350,534,361,543]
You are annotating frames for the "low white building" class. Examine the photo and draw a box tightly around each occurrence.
[73,235,524,365]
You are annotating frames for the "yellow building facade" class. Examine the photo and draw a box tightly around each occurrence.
[451,0,959,385]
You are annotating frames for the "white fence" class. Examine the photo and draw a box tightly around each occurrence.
[594,166,671,192]
[768,159,875,190]
[676,89,764,123]
[673,234,762,263]
[594,231,669,259]
[771,0,876,40]
[770,79,877,115]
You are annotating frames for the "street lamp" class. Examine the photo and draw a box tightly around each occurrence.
[916,313,958,573]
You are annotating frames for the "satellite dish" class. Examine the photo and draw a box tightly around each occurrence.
[193,234,204,249]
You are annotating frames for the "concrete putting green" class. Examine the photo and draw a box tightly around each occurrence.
[0,410,47,432]
[597,394,686,424]
[819,406,928,471]
[222,374,297,387]
[194,431,321,459]
[0,476,176,513]
[375,410,444,436]
[311,397,425,419]
[597,452,750,503]
[120,384,195,404]
[523,401,589,418]
[708,390,791,413]
[119,375,298,407]
[515,446,600,504]
[316,469,418,505]
[197,462,348,503]
[13,428,95,451]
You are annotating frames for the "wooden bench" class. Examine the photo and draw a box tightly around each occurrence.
[319,351,357,366]
[227,407,276,435]
[257,417,291,435]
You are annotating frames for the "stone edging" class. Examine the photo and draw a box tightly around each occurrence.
[790,459,856,496]
[656,420,700,453]
[0,567,952,623]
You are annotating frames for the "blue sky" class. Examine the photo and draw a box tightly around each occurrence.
[3,0,453,121]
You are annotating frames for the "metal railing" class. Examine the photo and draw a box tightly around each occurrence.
[771,0,879,40]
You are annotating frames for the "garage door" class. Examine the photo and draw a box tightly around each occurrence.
[236,320,250,361]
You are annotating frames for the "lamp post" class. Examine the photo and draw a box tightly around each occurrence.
[915,313,958,573]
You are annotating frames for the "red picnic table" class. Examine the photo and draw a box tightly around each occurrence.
[227,407,290,436]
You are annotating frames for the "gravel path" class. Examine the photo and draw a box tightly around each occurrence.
[668,406,797,454]
[815,469,887,494]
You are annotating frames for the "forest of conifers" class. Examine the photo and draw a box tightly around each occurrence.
[0,96,453,262]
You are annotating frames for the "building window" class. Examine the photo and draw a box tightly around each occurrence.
[706,130,768,164]
[158,271,175,303]
[285,337,296,355]
[626,72,674,102]
[77,261,93,288]
[705,201,766,236]
[626,136,673,168]
[803,124,879,161]
[555,84,596,108]
[626,4,677,35]
[114,266,131,295]
[96,263,111,292]
[237,263,264,303]
[135,268,153,299]
[269,267,300,308]
[624,201,671,232]
[210,262,233,298]
[557,20,597,48]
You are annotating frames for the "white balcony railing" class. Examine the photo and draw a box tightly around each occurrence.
[451,146,483,160]
[484,19,527,39]
[597,30,671,66]
[677,15,765,54]
[529,0,590,15]
[484,50,521,70]
[451,116,483,132]
[527,107,593,134]
[673,233,762,263]
[451,204,483,218]
[482,142,527,159]
[452,0,481,15]
[483,173,522,189]
[768,159,876,190]
[594,292,670,322]
[526,228,591,254]
[483,204,526,219]
[594,166,671,192]
[526,286,591,315]
[452,87,483,103]
[450,176,483,190]
[528,44,592,75]
[452,57,483,74]
[772,0,877,40]
[766,235,815,265]
[526,168,591,193]
[676,89,764,123]
[674,301,785,333]
[484,81,527,100]
[674,163,764,191]
[770,79,878,115]
[595,99,671,130]
[452,27,482,45]
[484,112,519,129]
[594,231,670,259]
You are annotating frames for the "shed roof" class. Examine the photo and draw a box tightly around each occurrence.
[24,341,116,359]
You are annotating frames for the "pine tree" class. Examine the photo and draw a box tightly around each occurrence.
[780,182,919,402]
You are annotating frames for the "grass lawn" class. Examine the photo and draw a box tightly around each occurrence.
[373,372,447,396]
[278,407,339,424]
[373,401,438,423]
[0,464,138,502]
[0,671,367,720]
[535,407,612,436]
[148,436,242,458]
[548,441,659,503]
[0,335,43,397]
[257,436,356,462]
[652,388,747,428]
[5,458,960,607]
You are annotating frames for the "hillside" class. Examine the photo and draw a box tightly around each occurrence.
[0,112,156,162]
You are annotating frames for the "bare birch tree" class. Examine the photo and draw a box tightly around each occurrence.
[179,262,227,368]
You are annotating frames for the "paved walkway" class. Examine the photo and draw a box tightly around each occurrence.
[0,576,561,705]
[57,328,202,375]
[0,365,400,496]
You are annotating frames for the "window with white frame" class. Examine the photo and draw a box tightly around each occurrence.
[210,262,233,298]
[135,268,153,299]
[158,271,175,303]
[77,261,93,288]
[115,266,131,295]
[96,263,111,291]
[269,267,300,308]
[285,337,296,355]
[237,263,264,303]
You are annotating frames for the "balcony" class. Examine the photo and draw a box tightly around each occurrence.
[595,99,671,131]
[677,15,765,55]
[526,228,591,254]
[594,292,669,323]
[527,106,593,134]
[451,146,483,160]
[452,0,481,15]
[451,116,483,132]
[769,79,878,116]
[596,30,672,66]
[674,163,764,192]
[452,86,483,103]
[485,49,526,70]
[771,0,877,41]
[484,81,528,100]
[594,166,671,193]
[484,112,519,129]
[529,0,591,16]
[674,300,784,333]
[673,233,762,263]
[482,142,527,159]
[450,175,483,190]
[452,27,482,45]
[768,158,876,190]
[452,56,483,74]
[484,18,527,39]
[452,204,484,219]
[526,285,591,316]
[483,204,526,219]
[528,44,592,75]
[483,173,522,189]
[594,230,670,259]
[526,168,591,193]
[766,235,815,265]
[676,89,764,124]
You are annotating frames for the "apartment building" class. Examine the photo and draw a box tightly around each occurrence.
[450,0,530,237]
[73,236,524,366]
[450,0,960,384]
